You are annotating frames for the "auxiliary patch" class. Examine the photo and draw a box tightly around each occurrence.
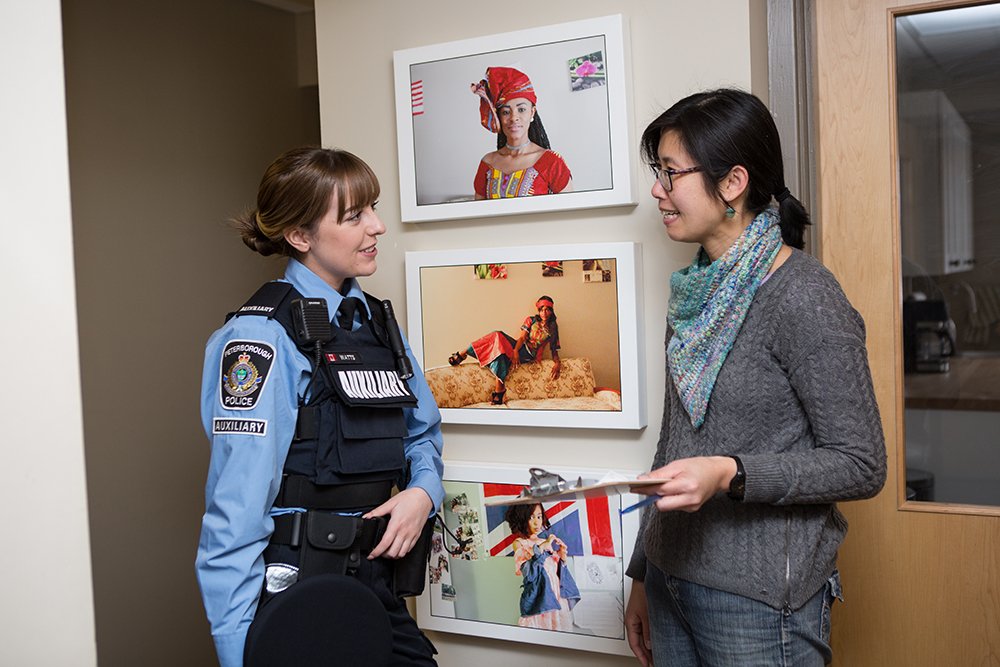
[213,418,268,437]
[220,340,275,410]
[331,368,417,407]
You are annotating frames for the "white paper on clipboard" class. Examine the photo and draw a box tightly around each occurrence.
[483,469,660,506]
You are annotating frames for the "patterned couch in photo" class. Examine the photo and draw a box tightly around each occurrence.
[423,357,621,411]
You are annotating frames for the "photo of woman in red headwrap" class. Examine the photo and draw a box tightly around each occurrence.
[470,67,573,199]
[447,295,561,404]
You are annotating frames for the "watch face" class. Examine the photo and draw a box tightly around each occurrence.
[728,457,746,500]
[728,476,745,500]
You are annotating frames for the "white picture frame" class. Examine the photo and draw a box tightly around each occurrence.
[405,242,646,429]
[392,14,636,223]
[416,461,643,656]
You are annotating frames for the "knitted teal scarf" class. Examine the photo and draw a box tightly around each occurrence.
[667,208,782,428]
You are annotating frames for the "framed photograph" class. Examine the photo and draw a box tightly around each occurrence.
[405,242,646,429]
[416,462,643,656]
[392,14,635,223]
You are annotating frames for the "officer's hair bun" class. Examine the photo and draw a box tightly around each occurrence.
[234,209,287,257]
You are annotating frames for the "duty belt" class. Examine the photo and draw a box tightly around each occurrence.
[270,512,386,553]
[270,511,388,578]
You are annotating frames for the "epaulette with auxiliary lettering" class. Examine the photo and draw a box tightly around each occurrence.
[227,281,390,347]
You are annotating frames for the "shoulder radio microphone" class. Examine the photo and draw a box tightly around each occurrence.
[379,300,413,381]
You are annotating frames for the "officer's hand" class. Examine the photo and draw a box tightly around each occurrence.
[364,487,433,560]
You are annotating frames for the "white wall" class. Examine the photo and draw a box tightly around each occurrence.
[315,2,765,665]
[0,1,97,664]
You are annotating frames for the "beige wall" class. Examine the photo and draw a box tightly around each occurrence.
[315,1,764,665]
[418,260,621,389]
[61,0,318,664]
[1,1,97,664]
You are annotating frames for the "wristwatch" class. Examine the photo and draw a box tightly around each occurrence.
[727,455,746,501]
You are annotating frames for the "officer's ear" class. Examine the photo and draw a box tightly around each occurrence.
[284,225,312,254]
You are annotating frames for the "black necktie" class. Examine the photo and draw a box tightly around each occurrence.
[337,297,364,331]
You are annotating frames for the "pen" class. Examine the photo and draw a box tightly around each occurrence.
[620,494,660,515]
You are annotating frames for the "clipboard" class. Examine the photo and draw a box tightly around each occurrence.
[483,467,661,506]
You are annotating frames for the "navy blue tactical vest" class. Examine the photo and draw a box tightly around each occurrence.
[231,281,416,488]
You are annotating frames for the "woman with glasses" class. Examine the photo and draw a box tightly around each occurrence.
[470,67,573,199]
[623,89,886,667]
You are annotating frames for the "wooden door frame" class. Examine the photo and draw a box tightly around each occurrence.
[812,1,1000,663]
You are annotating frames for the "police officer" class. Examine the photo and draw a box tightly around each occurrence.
[196,147,443,667]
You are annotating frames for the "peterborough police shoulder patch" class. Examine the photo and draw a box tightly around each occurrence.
[220,340,275,410]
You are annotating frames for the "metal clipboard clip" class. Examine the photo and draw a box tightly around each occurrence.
[524,467,584,498]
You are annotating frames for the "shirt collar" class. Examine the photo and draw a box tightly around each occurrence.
[284,259,370,322]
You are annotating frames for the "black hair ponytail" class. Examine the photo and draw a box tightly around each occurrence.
[774,187,810,250]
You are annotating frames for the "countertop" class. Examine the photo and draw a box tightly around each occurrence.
[905,355,1000,411]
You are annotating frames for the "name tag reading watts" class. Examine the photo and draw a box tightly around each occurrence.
[326,353,417,408]
[219,340,275,410]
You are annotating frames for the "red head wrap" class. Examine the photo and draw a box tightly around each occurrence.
[535,298,554,309]
[471,67,537,134]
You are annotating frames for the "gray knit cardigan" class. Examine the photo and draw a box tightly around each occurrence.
[626,249,886,610]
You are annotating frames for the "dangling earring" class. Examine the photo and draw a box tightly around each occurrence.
[725,205,736,218]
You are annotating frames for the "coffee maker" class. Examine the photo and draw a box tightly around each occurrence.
[903,297,956,373]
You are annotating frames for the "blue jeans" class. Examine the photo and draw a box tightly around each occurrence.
[644,564,841,666]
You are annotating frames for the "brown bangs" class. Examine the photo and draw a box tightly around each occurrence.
[331,151,381,221]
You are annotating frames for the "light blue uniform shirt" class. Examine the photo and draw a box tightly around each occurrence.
[195,259,444,667]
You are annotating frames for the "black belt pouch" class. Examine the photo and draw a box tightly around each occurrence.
[299,513,361,579]
[392,516,436,598]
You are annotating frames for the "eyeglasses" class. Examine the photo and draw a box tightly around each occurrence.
[649,164,702,191]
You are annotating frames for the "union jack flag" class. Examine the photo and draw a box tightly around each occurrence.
[482,483,621,559]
